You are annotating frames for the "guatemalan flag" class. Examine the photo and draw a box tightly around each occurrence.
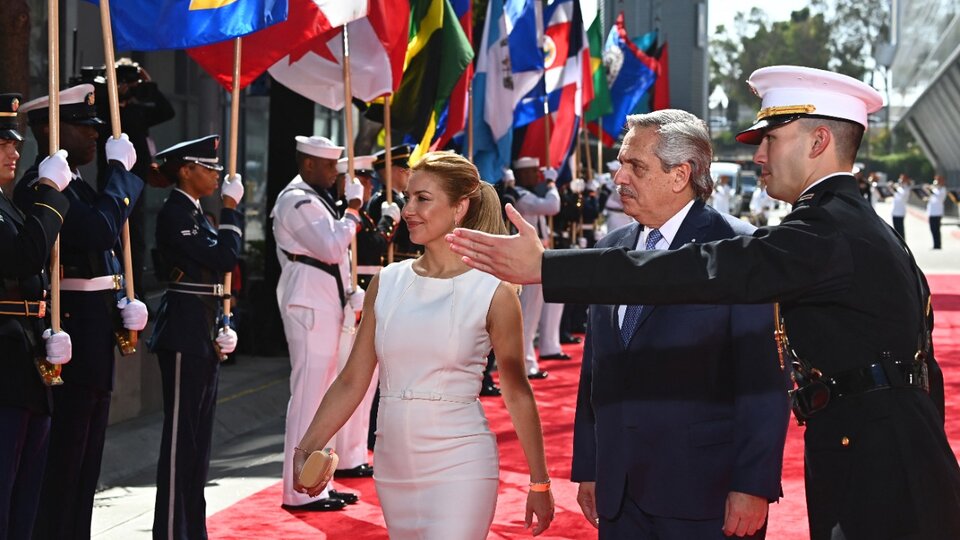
[472,0,544,183]
[85,0,289,52]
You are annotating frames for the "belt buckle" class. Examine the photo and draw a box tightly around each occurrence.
[112,275,122,291]
[36,301,46,318]
[214,283,224,297]
[401,389,413,400]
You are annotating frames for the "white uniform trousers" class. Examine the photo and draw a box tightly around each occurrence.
[330,308,379,469]
[519,284,545,374]
[537,302,564,357]
[281,303,341,505]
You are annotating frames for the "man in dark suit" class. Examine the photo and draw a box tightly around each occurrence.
[448,66,960,539]
[571,109,790,539]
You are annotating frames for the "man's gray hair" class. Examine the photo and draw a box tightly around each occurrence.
[625,110,713,201]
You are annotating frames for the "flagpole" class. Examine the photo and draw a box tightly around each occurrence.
[384,96,394,263]
[38,0,63,386]
[218,36,242,360]
[543,100,553,248]
[98,0,137,355]
[597,118,603,174]
[467,87,474,160]
[582,127,593,180]
[342,25,359,292]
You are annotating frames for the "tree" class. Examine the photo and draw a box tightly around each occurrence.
[824,0,890,80]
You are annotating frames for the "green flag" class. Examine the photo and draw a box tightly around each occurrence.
[583,2,612,123]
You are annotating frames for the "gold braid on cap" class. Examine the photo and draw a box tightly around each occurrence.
[756,104,816,121]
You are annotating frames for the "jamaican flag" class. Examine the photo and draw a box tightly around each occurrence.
[390,0,473,163]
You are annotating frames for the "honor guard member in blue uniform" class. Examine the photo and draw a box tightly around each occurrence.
[0,93,73,540]
[367,144,418,261]
[449,66,960,540]
[147,135,242,539]
[15,84,148,540]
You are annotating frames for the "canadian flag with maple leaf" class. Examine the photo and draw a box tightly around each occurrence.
[188,0,408,110]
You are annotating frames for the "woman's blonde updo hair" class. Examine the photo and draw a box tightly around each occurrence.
[410,151,507,235]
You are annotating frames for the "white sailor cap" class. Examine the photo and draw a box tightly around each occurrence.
[736,66,883,145]
[606,160,621,172]
[501,168,515,182]
[336,155,375,175]
[295,135,343,160]
[20,84,104,126]
[513,156,539,169]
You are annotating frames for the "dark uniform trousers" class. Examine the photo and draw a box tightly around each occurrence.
[149,190,243,539]
[0,183,68,540]
[15,161,143,540]
[542,174,960,540]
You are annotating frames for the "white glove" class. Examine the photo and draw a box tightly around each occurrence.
[570,178,586,194]
[105,133,137,172]
[117,297,148,331]
[543,167,558,182]
[222,173,244,204]
[380,201,401,222]
[215,326,238,354]
[586,179,600,192]
[344,179,363,204]
[38,150,72,192]
[348,287,365,312]
[42,329,72,365]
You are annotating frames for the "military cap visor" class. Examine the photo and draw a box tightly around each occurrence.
[735,114,805,145]
[19,85,105,127]
[0,93,24,142]
[155,135,223,171]
[373,145,413,169]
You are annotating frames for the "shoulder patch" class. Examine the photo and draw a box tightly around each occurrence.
[294,199,312,209]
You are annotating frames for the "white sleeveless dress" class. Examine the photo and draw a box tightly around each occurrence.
[373,259,501,539]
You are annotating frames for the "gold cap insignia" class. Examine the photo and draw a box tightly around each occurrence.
[86,92,95,106]
[756,104,816,121]
[11,98,19,112]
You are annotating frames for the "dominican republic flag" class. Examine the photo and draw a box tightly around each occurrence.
[515,0,593,171]
[472,0,544,183]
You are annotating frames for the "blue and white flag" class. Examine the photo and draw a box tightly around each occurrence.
[84,0,288,51]
[472,0,544,183]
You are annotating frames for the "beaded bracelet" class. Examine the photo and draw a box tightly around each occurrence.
[529,479,552,493]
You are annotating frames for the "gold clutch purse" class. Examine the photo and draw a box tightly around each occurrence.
[299,449,339,489]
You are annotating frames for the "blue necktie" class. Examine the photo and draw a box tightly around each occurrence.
[620,228,663,345]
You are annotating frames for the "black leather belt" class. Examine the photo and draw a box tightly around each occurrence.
[825,360,927,398]
[167,281,227,298]
[282,250,345,307]
[0,300,46,318]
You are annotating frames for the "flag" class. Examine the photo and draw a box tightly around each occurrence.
[515,0,592,170]
[189,1,369,91]
[626,30,660,116]
[391,0,474,164]
[652,41,670,110]
[587,13,657,146]
[85,0,289,52]
[429,0,473,151]
[266,0,410,109]
[582,0,611,122]
[472,0,544,182]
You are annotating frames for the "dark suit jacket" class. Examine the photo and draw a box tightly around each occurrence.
[548,176,960,538]
[570,200,790,520]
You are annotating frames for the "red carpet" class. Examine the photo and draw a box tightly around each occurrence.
[208,275,960,539]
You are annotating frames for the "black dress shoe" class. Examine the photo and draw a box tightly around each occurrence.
[281,498,347,512]
[480,384,502,397]
[335,463,374,478]
[540,352,572,361]
[527,370,549,380]
[560,334,583,344]
[328,490,359,505]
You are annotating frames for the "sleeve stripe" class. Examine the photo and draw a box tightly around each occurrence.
[219,224,243,236]
[34,202,64,223]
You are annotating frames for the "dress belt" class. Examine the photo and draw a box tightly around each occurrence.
[61,275,122,292]
[380,389,477,404]
[356,265,383,275]
[167,281,226,297]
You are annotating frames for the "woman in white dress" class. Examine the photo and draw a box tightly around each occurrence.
[293,151,554,538]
